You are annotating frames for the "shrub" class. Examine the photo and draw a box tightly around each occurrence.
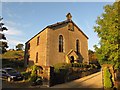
[72,63,77,67]
[35,76,43,85]
[81,64,84,68]
[2,59,24,68]
[114,63,120,70]
[53,63,72,83]
[90,64,95,69]
[29,65,42,82]
[94,64,98,69]
[30,74,37,82]
[84,64,87,68]
[53,63,71,73]
[72,63,85,68]
[28,65,43,85]
[21,72,31,80]
[104,67,112,88]
[30,65,39,75]
[78,63,82,67]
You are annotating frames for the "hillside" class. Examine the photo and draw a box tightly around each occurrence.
[1,50,24,69]
[2,50,24,60]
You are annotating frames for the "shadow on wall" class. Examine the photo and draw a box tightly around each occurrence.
[77,52,84,63]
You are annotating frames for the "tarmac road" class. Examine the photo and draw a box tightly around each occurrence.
[51,71,103,88]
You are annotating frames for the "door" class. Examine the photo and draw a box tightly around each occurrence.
[70,56,74,63]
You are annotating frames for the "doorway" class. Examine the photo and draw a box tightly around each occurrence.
[70,56,74,63]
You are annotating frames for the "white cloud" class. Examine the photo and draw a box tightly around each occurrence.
[3,26,22,36]
[8,39,24,46]
[2,20,23,36]
[1,20,25,49]
[7,38,25,49]
[0,37,25,50]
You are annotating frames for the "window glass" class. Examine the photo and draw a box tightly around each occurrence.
[36,52,38,63]
[37,36,40,45]
[59,35,64,52]
[76,39,79,53]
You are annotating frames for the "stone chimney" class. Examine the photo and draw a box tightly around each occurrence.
[66,13,72,20]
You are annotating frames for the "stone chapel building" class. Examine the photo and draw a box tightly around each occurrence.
[24,13,89,68]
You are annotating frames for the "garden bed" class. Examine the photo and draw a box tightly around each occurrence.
[51,63,100,85]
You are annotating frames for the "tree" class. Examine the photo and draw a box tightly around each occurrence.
[94,2,120,66]
[88,50,97,63]
[16,44,24,51]
[88,50,101,68]
[0,17,8,54]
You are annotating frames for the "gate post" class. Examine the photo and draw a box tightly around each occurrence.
[42,66,54,87]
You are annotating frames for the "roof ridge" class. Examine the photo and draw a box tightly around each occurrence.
[47,19,71,28]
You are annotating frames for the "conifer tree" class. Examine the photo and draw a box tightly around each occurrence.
[0,17,8,54]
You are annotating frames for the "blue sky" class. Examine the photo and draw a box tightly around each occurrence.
[2,2,113,50]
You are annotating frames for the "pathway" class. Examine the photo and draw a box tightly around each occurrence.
[51,71,103,88]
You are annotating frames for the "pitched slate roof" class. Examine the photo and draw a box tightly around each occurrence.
[47,20,70,28]
[26,19,88,44]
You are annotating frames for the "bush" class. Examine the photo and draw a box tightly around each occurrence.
[2,59,24,68]
[114,63,120,70]
[30,74,37,82]
[21,72,31,80]
[31,76,43,86]
[53,63,71,73]
[72,63,84,68]
[73,63,82,67]
[53,63,72,83]
[89,64,98,69]
[104,67,112,88]
[28,65,43,85]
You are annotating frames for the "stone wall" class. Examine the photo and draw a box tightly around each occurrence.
[47,22,89,66]
[42,66,54,87]
[25,19,89,67]
[24,28,48,67]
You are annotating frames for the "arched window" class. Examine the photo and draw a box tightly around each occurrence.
[76,39,79,54]
[59,35,64,52]
[36,52,38,63]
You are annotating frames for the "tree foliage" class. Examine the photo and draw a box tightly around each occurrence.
[0,17,8,54]
[88,50,97,63]
[16,43,24,51]
[94,2,119,65]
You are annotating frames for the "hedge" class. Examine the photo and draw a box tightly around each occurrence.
[52,63,100,84]
[104,67,112,88]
